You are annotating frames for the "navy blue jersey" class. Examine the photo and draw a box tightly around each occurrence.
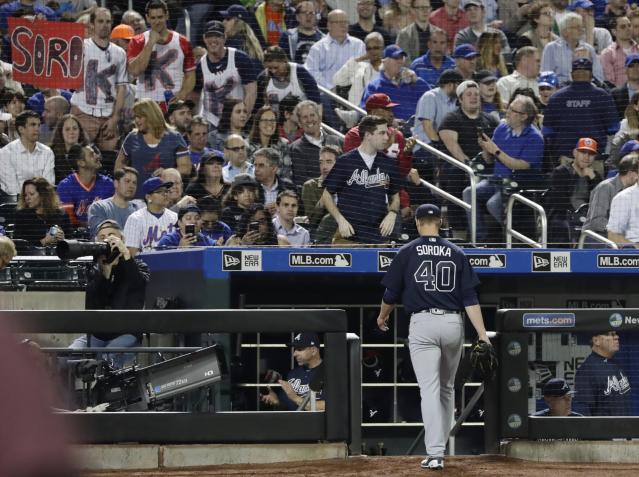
[532,408,582,416]
[381,235,480,314]
[277,364,324,411]
[573,351,631,416]
[323,148,401,244]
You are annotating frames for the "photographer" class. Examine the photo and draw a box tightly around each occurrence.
[69,219,150,368]
[156,204,216,248]
[260,332,324,411]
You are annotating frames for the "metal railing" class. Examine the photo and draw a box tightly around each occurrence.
[317,85,478,245]
[506,193,547,248]
[577,229,619,249]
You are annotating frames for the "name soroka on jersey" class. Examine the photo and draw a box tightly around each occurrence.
[346,168,390,189]
[416,245,451,257]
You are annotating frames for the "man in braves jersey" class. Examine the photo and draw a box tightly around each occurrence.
[533,378,582,417]
[70,7,128,152]
[573,331,632,416]
[127,0,196,108]
[321,115,402,245]
[57,144,114,227]
[123,176,177,255]
[255,45,320,114]
[376,203,489,470]
[191,20,257,130]
[261,332,324,411]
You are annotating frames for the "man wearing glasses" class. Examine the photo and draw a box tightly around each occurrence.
[461,94,544,243]
[123,177,178,255]
[279,1,324,64]
[222,134,255,182]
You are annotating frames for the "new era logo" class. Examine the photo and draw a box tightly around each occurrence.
[533,256,549,269]
[377,251,397,271]
[532,252,570,272]
[224,254,240,268]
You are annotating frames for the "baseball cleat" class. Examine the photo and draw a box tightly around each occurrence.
[421,457,444,470]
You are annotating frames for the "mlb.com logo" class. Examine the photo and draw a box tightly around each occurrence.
[222,251,262,271]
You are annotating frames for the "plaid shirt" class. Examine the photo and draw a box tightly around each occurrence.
[600,41,639,88]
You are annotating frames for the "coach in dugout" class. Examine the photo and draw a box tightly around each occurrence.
[533,378,582,417]
[573,331,632,416]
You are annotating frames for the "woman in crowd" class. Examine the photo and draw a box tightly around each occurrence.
[185,151,230,202]
[382,0,414,37]
[610,92,639,165]
[475,70,503,121]
[476,31,508,78]
[0,89,26,145]
[221,174,260,232]
[277,94,303,143]
[223,9,265,71]
[518,1,557,51]
[13,177,70,247]
[50,114,89,184]
[248,105,292,180]
[226,203,289,246]
[115,99,190,196]
[209,98,250,153]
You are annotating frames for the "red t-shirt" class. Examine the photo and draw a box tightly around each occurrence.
[265,4,284,45]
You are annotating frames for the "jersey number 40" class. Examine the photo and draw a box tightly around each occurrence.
[413,260,456,292]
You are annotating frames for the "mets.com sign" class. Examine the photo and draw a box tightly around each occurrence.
[522,313,576,328]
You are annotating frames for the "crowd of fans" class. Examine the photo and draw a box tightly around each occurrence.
[2,0,639,251]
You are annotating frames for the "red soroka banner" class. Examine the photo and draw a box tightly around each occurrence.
[8,18,84,89]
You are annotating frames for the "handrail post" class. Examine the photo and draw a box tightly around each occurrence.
[506,193,547,248]
[578,229,619,249]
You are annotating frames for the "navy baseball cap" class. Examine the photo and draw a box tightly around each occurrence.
[620,140,639,157]
[383,45,407,59]
[473,69,498,84]
[464,0,484,9]
[570,0,594,10]
[201,150,225,164]
[626,54,639,67]
[542,378,574,397]
[453,43,480,59]
[538,71,558,88]
[142,177,173,196]
[220,4,248,20]
[204,20,225,37]
[415,204,441,219]
[289,332,320,348]
[572,58,593,71]
[177,204,201,221]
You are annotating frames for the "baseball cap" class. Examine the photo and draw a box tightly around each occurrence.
[95,219,122,234]
[473,69,498,84]
[438,69,464,85]
[415,204,441,219]
[142,177,173,196]
[365,93,399,111]
[464,0,484,9]
[620,140,639,158]
[456,80,479,98]
[626,53,639,67]
[383,45,407,59]
[232,173,258,188]
[289,332,320,348]
[453,43,480,59]
[572,57,593,71]
[220,4,249,20]
[201,150,225,164]
[204,20,225,37]
[166,99,194,118]
[542,378,575,397]
[570,0,594,10]
[576,137,598,154]
[538,71,559,88]
[111,24,134,40]
[178,204,201,221]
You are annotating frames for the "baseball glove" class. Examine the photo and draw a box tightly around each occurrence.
[469,340,498,381]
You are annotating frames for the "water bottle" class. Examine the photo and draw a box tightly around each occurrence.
[48,225,59,237]
[163,90,174,103]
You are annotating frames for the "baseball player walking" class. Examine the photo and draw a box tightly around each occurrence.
[377,204,490,470]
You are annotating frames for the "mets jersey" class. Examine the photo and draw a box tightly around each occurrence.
[123,207,178,251]
[70,39,128,117]
[127,31,196,102]
[57,173,114,224]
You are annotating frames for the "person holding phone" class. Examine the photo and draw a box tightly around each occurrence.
[156,204,217,248]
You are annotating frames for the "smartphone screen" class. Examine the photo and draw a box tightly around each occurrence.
[185,224,195,236]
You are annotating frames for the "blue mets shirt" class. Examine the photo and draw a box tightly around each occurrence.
[323,148,402,244]
[57,173,114,224]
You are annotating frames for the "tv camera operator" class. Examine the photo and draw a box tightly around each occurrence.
[62,219,150,368]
